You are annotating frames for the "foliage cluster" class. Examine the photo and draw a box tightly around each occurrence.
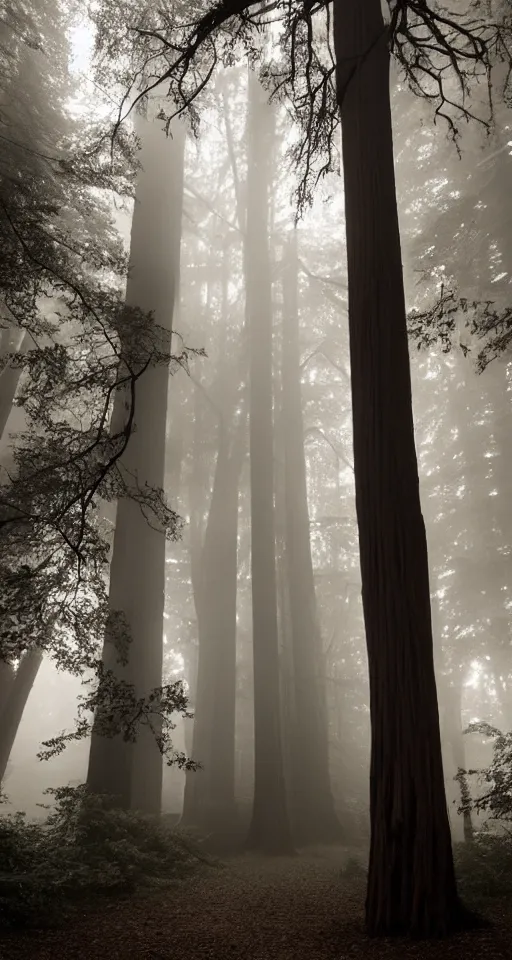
[450,724,512,901]
[0,784,209,928]
[408,287,512,371]
[461,722,512,823]
[455,832,512,901]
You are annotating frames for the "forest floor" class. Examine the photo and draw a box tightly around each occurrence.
[0,846,511,960]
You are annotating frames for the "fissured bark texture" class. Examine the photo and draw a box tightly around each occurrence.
[334,0,464,937]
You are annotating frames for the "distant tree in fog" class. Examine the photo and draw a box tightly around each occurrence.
[87,106,188,814]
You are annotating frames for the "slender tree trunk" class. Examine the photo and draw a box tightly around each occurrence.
[276,551,295,822]
[0,648,43,784]
[334,0,463,935]
[181,383,246,838]
[204,410,246,839]
[274,346,296,832]
[181,384,209,825]
[86,112,185,813]
[281,230,342,844]
[182,423,230,829]
[190,248,244,838]
[245,70,292,854]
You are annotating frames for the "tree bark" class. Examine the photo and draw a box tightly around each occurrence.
[86,111,185,813]
[334,0,463,936]
[0,647,43,784]
[245,70,292,854]
[281,229,342,844]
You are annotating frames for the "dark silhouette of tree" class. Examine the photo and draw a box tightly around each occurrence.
[334,1,462,936]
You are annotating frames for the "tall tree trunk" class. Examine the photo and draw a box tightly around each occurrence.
[0,661,14,709]
[245,70,292,854]
[203,260,247,840]
[281,230,342,844]
[181,384,209,825]
[181,383,246,838]
[162,385,188,813]
[181,420,230,829]
[274,342,295,833]
[0,647,43,784]
[86,111,185,813]
[334,0,463,936]
[204,409,246,839]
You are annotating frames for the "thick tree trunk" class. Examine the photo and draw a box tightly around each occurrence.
[245,71,292,854]
[281,230,342,844]
[333,0,463,936]
[0,648,43,784]
[86,112,185,813]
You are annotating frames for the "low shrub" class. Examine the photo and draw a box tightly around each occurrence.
[454,830,512,901]
[0,785,212,929]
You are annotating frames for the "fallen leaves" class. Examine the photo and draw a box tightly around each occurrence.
[0,848,510,960]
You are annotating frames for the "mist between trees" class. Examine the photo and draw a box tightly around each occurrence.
[1,0,512,948]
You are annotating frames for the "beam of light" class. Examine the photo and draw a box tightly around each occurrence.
[465,659,482,689]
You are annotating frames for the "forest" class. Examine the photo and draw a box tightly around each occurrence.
[1,0,512,957]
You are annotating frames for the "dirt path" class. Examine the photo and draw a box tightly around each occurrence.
[0,848,510,960]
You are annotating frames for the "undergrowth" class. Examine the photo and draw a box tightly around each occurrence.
[454,831,512,902]
[337,831,512,904]
[0,784,214,929]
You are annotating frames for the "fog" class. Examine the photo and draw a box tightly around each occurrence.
[2,0,512,951]
[3,59,508,839]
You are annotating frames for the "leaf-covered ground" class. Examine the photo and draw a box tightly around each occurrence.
[0,847,510,960]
